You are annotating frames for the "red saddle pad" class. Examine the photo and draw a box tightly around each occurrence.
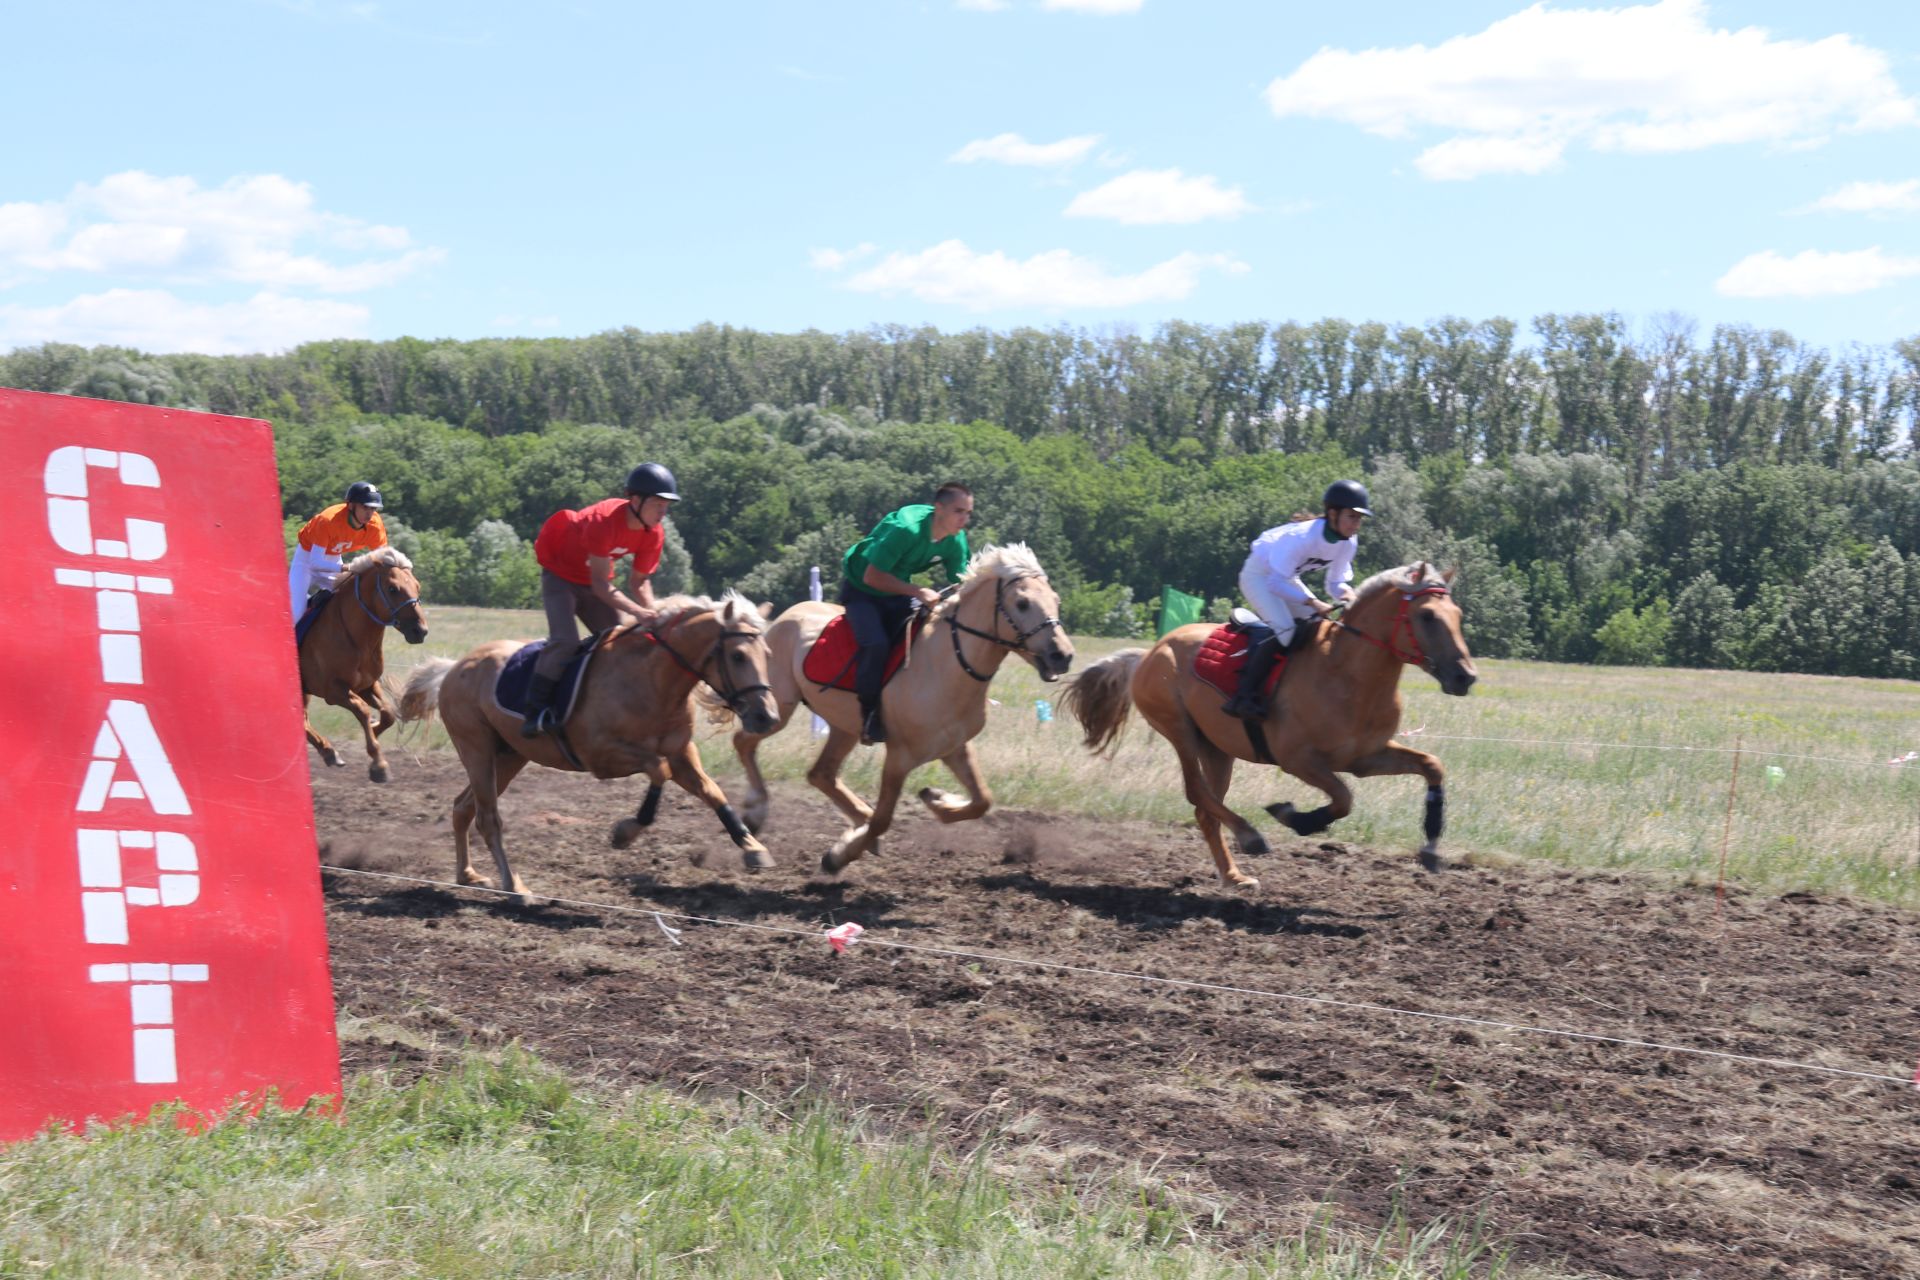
[1191,623,1287,699]
[802,613,920,691]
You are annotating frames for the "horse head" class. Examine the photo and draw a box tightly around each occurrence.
[664,592,780,735]
[347,548,429,644]
[1345,561,1477,697]
[948,544,1076,682]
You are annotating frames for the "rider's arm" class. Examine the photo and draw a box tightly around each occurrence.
[1324,547,1356,606]
[589,555,653,620]
[862,564,940,605]
[626,559,658,611]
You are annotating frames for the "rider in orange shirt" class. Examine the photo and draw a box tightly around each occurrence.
[289,481,388,619]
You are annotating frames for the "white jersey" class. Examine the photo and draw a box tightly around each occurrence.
[1239,518,1358,626]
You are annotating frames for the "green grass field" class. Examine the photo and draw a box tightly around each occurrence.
[0,1050,1536,1280]
[326,606,1920,908]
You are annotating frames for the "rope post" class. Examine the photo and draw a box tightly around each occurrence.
[1716,734,1743,920]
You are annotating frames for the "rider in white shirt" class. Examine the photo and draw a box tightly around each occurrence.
[1222,479,1371,720]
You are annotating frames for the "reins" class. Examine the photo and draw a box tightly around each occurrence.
[639,613,772,712]
[1327,584,1450,670]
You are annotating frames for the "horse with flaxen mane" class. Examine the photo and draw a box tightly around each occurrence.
[398,592,779,905]
[710,543,1075,875]
[298,546,428,783]
[1061,561,1477,888]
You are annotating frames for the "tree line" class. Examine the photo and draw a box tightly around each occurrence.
[4,318,1918,678]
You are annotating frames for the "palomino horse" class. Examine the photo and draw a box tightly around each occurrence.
[717,544,1075,875]
[1061,562,1477,888]
[298,546,429,782]
[398,593,780,905]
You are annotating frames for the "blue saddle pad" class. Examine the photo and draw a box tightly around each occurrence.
[493,636,600,724]
[293,589,333,648]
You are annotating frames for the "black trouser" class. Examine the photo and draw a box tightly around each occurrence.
[841,580,915,716]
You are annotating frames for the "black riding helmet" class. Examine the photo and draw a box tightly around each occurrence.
[345,481,384,511]
[625,462,681,501]
[1322,479,1372,516]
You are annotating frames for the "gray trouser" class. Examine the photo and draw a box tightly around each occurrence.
[533,571,621,681]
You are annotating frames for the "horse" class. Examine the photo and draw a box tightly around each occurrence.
[713,543,1075,875]
[397,592,780,905]
[1060,562,1478,888]
[297,546,429,783]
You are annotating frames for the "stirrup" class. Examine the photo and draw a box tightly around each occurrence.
[860,710,888,745]
[519,707,555,739]
[1221,692,1267,722]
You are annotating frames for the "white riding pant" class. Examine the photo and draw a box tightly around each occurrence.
[288,547,343,619]
[1237,563,1307,647]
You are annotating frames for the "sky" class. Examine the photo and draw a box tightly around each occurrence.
[3,0,1918,357]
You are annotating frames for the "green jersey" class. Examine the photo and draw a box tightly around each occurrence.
[843,504,970,596]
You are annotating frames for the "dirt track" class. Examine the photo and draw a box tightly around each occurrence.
[317,753,1920,1280]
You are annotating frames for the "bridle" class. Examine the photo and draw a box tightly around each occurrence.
[342,567,422,633]
[941,576,1065,684]
[641,614,773,712]
[1328,584,1450,671]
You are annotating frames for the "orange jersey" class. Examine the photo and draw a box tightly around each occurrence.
[297,504,387,558]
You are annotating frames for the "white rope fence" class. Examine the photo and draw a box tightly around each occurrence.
[320,864,1917,1092]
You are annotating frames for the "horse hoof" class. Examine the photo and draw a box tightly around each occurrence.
[1235,830,1270,859]
[610,819,642,850]
[459,872,496,889]
[742,846,775,874]
[368,765,391,784]
[324,752,346,768]
[819,851,843,875]
[1225,874,1261,891]
[1418,846,1442,873]
[741,807,767,836]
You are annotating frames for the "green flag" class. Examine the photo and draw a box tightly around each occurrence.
[1156,585,1206,638]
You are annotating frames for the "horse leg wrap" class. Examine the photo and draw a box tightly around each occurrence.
[1424,786,1445,842]
[1265,801,1335,837]
[636,783,663,827]
[716,804,751,847]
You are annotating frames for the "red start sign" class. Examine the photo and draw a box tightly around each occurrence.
[0,387,340,1140]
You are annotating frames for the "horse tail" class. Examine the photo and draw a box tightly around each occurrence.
[398,658,455,724]
[1060,648,1145,756]
[693,684,735,728]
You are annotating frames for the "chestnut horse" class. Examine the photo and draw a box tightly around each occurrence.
[714,544,1075,874]
[1061,562,1477,888]
[398,593,779,905]
[298,546,428,782]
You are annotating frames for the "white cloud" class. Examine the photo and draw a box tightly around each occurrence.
[830,239,1246,310]
[1064,169,1252,224]
[1715,247,1920,297]
[809,243,876,271]
[0,171,441,292]
[1808,179,1920,216]
[1265,0,1918,180]
[1042,0,1143,11]
[949,133,1102,167]
[0,289,370,354]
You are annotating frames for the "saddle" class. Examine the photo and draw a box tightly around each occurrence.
[1191,615,1289,699]
[292,589,333,648]
[492,634,607,727]
[802,612,927,691]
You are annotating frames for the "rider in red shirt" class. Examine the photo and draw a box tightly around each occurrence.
[520,463,679,736]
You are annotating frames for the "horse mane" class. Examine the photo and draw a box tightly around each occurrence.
[331,546,413,586]
[1349,561,1447,608]
[932,543,1047,620]
[649,589,764,633]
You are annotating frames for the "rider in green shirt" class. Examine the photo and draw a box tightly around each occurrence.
[841,484,974,743]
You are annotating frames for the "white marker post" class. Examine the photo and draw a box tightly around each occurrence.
[809,565,829,738]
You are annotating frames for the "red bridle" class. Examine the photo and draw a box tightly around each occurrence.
[1333,585,1450,669]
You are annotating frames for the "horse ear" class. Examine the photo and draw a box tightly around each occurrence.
[1442,566,1457,584]
[758,600,774,619]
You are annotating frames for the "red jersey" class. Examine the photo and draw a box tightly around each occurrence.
[533,498,665,587]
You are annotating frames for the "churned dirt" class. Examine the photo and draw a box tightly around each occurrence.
[315,752,1920,1280]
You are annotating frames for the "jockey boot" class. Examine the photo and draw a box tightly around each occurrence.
[1289,616,1324,652]
[520,673,561,739]
[858,699,887,745]
[1221,634,1280,721]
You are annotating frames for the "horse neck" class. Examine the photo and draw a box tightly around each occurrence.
[1320,592,1409,686]
[332,573,385,650]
